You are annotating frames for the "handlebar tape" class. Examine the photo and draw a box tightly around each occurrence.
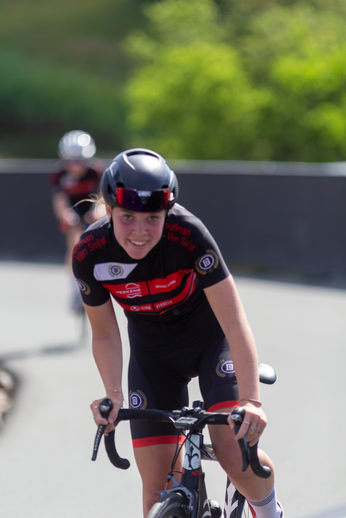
[91,398,113,461]
[231,408,271,479]
[117,408,173,423]
[248,444,271,479]
[105,430,130,470]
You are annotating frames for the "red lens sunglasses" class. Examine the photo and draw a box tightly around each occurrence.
[116,187,172,212]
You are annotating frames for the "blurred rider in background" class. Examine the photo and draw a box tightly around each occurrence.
[51,130,106,312]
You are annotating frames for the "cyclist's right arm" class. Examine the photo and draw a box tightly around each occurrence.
[84,300,124,431]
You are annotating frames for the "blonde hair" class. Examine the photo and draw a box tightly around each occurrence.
[74,194,108,220]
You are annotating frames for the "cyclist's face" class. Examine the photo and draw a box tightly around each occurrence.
[110,207,166,259]
[64,160,87,177]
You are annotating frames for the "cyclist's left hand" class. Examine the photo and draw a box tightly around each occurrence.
[90,392,123,436]
[228,402,267,447]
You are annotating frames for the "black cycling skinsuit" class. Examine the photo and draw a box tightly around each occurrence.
[73,204,239,447]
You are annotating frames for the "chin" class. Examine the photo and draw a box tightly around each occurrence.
[126,248,148,260]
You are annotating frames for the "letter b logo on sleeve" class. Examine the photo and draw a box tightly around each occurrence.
[195,250,219,275]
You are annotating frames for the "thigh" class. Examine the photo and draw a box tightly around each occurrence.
[208,406,242,469]
[128,348,188,447]
[134,443,183,486]
[135,443,184,515]
[198,336,239,412]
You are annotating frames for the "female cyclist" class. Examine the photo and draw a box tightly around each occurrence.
[72,148,283,517]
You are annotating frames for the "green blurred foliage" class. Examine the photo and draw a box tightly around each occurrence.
[233,3,346,161]
[1,0,346,160]
[125,42,270,159]
[124,0,346,160]
[124,0,272,159]
[0,0,148,157]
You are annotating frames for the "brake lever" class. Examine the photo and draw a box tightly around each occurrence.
[91,398,113,461]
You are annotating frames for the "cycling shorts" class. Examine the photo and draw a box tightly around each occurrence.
[127,301,239,448]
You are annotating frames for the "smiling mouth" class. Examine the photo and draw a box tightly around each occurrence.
[130,240,147,246]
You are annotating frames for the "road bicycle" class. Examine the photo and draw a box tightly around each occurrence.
[92,363,276,518]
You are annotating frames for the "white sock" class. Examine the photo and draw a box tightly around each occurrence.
[248,488,283,518]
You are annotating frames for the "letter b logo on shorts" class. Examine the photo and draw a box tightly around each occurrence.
[129,390,147,409]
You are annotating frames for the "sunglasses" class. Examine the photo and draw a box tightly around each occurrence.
[116,187,172,212]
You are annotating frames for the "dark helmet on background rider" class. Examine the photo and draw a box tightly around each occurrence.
[58,130,96,160]
[101,148,179,212]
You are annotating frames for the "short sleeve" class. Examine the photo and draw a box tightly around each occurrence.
[72,242,110,307]
[191,225,230,288]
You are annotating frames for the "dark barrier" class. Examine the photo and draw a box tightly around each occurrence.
[0,160,65,262]
[1,159,345,281]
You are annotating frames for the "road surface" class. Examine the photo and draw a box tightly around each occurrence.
[0,261,345,518]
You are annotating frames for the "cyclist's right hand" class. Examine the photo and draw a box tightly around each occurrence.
[90,393,123,435]
[59,208,81,232]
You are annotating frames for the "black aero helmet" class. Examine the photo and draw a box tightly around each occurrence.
[101,148,179,212]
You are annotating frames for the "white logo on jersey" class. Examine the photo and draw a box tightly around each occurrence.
[124,283,142,298]
[195,250,219,275]
[93,262,137,281]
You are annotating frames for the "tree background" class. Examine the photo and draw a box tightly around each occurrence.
[1,0,346,160]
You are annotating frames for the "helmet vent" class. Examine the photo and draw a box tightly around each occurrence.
[123,154,136,170]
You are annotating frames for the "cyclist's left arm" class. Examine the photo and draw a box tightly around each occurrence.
[203,274,267,446]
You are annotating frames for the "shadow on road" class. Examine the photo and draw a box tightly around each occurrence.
[0,340,86,363]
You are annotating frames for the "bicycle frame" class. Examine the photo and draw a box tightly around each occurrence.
[157,425,216,518]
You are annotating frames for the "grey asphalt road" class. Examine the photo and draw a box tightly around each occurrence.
[0,261,345,518]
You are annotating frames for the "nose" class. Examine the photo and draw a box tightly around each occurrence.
[132,217,148,235]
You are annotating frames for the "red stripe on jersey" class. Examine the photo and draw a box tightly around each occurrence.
[103,270,198,315]
[153,271,197,313]
[148,269,192,294]
[132,435,185,448]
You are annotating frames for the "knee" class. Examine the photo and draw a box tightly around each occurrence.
[142,470,181,515]
[216,447,247,481]
[215,440,276,497]
[212,434,243,475]
[144,488,161,515]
